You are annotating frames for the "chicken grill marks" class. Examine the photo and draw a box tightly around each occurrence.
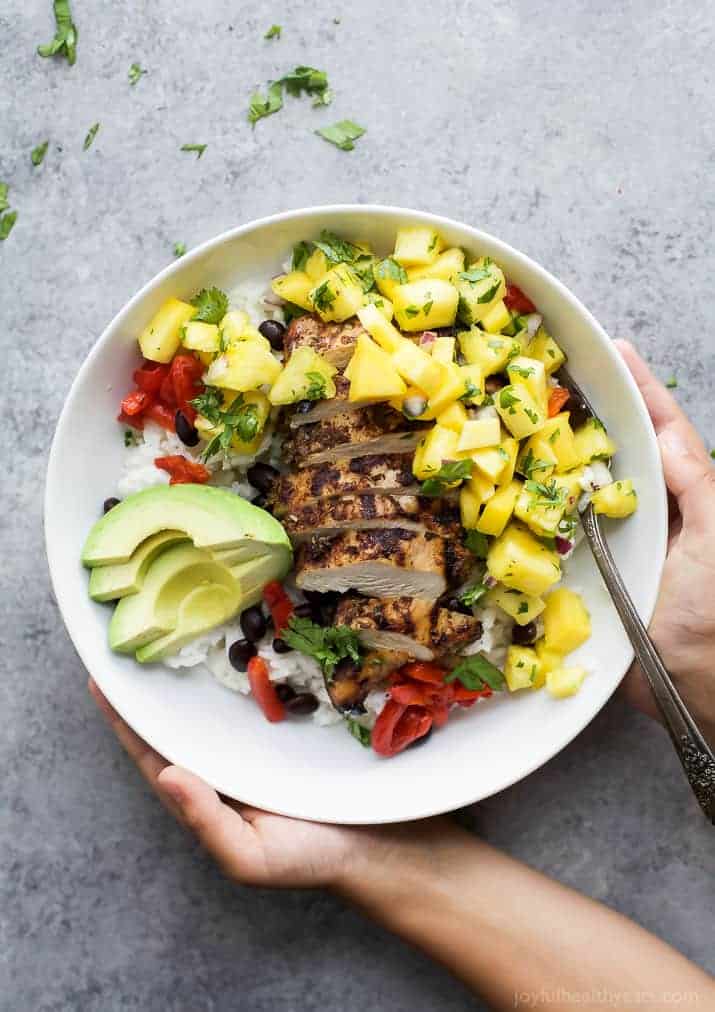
[328,649,409,710]
[269,454,421,516]
[335,596,482,662]
[285,406,426,468]
[283,314,365,368]
[282,495,460,544]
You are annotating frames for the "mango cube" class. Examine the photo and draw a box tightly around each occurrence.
[392,342,444,394]
[407,246,465,282]
[535,639,564,681]
[268,347,337,405]
[431,336,456,364]
[546,666,587,699]
[527,327,566,374]
[393,225,443,266]
[426,362,468,415]
[205,342,282,392]
[437,400,468,433]
[542,588,591,654]
[347,334,406,402]
[304,248,329,281]
[591,479,638,518]
[139,298,196,363]
[392,279,459,332]
[573,418,617,464]
[357,304,404,353]
[517,436,557,480]
[468,445,508,483]
[219,310,249,344]
[487,524,561,597]
[480,299,512,334]
[457,417,501,452]
[488,586,545,626]
[507,356,548,414]
[458,330,519,374]
[271,270,314,310]
[496,383,545,440]
[498,437,519,486]
[412,425,459,480]
[514,482,568,536]
[309,266,364,323]
[456,258,506,325]
[505,646,542,692]
[459,363,485,405]
[537,413,580,472]
[181,321,220,355]
[476,479,521,537]
[364,292,394,321]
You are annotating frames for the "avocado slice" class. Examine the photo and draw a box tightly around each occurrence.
[135,582,241,664]
[229,550,293,609]
[88,530,188,602]
[108,543,240,653]
[82,485,291,567]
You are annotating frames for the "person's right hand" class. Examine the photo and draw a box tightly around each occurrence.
[615,341,715,744]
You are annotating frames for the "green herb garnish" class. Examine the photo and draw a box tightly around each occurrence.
[264,24,282,39]
[191,287,228,324]
[305,371,327,400]
[83,123,100,150]
[0,183,9,213]
[316,120,366,151]
[311,280,336,312]
[292,240,312,271]
[519,448,551,479]
[173,241,187,258]
[459,267,491,284]
[665,376,678,389]
[525,478,566,510]
[404,305,420,318]
[423,299,434,316]
[31,140,49,166]
[249,66,332,124]
[477,281,500,304]
[38,0,78,65]
[459,582,488,608]
[0,211,18,240]
[375,257,407,284]
[282,616,361,678]
[509,364,534,379]
[181,143,206,159]
[128,62,147,85]
[248,81,284,124]
[445,654,506,692]
[346,719,371,747]
[196,392,262,459]
[312,229,363,264]
[420,459,473,496]
[499,388,521,410]
[464,529,489,558]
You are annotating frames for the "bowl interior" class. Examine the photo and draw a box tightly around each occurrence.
[45,206,667,824]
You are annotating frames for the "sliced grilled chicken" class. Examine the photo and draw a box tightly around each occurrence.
[282,495,459,544]
[286,406,426,468]
[284,314,365,368]
[335,596,482,661]
[269,454,421,516]
[288,376,381,428]
[295,529,473,601]
[328,649,408,710]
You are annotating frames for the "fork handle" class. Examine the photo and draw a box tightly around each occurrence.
[581,506,715,823]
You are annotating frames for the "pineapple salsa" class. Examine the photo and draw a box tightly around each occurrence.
[83,225,638,756]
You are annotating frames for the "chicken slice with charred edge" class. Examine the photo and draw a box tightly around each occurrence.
[286,406,427,468]
[282,495,459,544]
[327,649,409,710]
[289,375,382,428]
[295,528,473,601]
[269,454,422,517]
[335,596,482,662]
[283,314,366,369]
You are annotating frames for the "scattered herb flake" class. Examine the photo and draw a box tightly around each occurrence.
[346,718,371,747]
[404,305,420,318]
[0,183,9,213]
[665,376,678,389]
[0,211,18,240]
[37,0,78,66]
[291,240,312,271]
[264,24,282,39]
[464,529,489,558]
[305,371,327,400]
[83,122,100,150]
[128,62,147,86]
[459,582,488,608]
[181,143,206,159]
[375,257,407,284]
[281,65,332,105]
[459,267,491,285]
[191,287,228,324]
[478,281,500,304]
[312,229,363,264]
[31,140,49,166]
[173,241,187,258]
[423,299,434,316]
[517,601,529,615]
[248,81,284,124]
[445,654,506,692]
[282,616,361,677]
[316,119,366,151]
[499,388,521,409]
[196,391,262,459]
[311,279,335,312]
[420,459,473,496]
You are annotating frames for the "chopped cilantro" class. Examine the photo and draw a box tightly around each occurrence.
[191,287,228,324]
[0,183,9,213]
[311,280,335,312]
[499,388,521,409]
[181,143,206,159]
[459,267,491,284]
[423,299,434,316]
[128,62,147,86]
[525,478,566,510]
[509,364,534,379]
[464,529,489,558]
[346,718,371,747]
[305,371,327,400]
[248,81,284,124]
[519,448,551,479]
[665,376,678,389]
[517,601,529,615]
[264,24,282,39]
[250,66,332,125]
[83,122,100,151]
[312,229,363,264]
[282,301,309,324]
[316,119,366,151]
[38,0,77,66]
[0,211,18,240]
[524,407,539,425]
[375,257,407,284]
[459,582,488,608]
[478,281,501,304]
[445,654,506,692]
[404,305,420,318]
[282,616,361,677]
[459,379,480,403]
[196,391,263,459]
[420,459,473,496]
[31,140,49,166]
[173,241,187,258]
[124,429,138,447]
[291,240,312,271]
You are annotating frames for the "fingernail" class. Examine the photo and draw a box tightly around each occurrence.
[659,427,687,456]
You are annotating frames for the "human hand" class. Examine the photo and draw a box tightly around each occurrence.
[615,341,715,744]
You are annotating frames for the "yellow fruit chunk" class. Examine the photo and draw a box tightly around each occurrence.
[476,480,522,537]
[271,271,314,310]
[542,588,591,654]
[305,248,329,281]
[514,480,568,536]
[459,363,485,406]
[347,334,406,402]
[498,437,519,486]
[431,336,456,364]
[309,265,364,323]
[412,425,459,480]
[373,259,405,301]
[195,390,270,454]
[204,342,281,392]
[181,321,220,354]
[392,342,444,395]
[504,646,542,692]
[535,640,564,682]
[495,384,545,440]
[466,470,496,506]
[364,292,394,321]
[488,586,545,626]
[527,327,566,374]
[393,226,443,266]
[218,310,249,344]
[436,400,468,433]
[269,347,337,405]
[458,330,520,374]
[546,666,587,699]
[517,436,557,480]
[426,362,468,416]
[507,356,548,414]
[357,303,404,353]
[139,298,196,363]
[392,279,459,332]
[554,471,584,513]
[468,445,508,483]
[457,417,501,452]
[480,299,511,334]
[487,524,561,597]
[407,247,465,282]
[537,413,580,472]
[591,479,638,518]
[573,418,617,464]
[455,257,506,326]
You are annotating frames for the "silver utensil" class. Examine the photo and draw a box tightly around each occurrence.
[559,366,715,823]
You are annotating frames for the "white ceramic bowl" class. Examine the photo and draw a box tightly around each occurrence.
[45,205,667,824]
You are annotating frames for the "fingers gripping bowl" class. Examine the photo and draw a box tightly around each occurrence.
[45,206,667,824]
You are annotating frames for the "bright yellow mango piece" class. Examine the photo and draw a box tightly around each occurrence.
[347,334,406,403]
[487,524,561,597]
[459,363,485,406]
[496,384,546,440]
[504,646,542,692]
[309,266,364,323]
[542,588,591,654]
[480,299,511,334]
[181,321,220,354]
[546,666,587,699]
[514,481,568,536]
[498,437,519,486]
[271,271,314,310]
[363,292,394,321]
[407,247,465,283]
[269,347,337,405]
[468,445,508,483]
[139,298,196,363]
[436,400,468,433]
[304,248,329,281]
[357,304,404,353]
[535,640,564,683]
[392,279,459,332]
[488,586,545,626]
[426,362,468,415]
[392,342,444,395]
[412,425,459,480]
[507,356,548,415]
[205,342,281,391]
[573,418,617,464]
[467,469,496,506]
[455,257,506,326]
[393,226,443,266]
[457,417,501,452]
[431,336,456,364]
[537,413,580,472]
[458,330,520,375]
[527,327,566,374]
[591,479,638,518]
[476,479,521,537]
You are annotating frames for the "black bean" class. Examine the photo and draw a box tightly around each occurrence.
[275,683,297,703]
[409,727,433,748]
[302,589,341,606]
[240,606,267,643]
[175,410,200,447]
[293,602,315,620]
[247,462,280,494]
[295,399,314,414]
[228,638,256,671]
[565,394,591,429]
[445,596,473,616]
[285,692,319,715]
[272,637,293,654]
[511,621,538,646]
[258,319,287,351]
[103,497,121,514]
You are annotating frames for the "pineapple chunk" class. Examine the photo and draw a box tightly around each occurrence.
[542,588,591,654]
[536,413,580,472]
[457,417,501,452]
[488,586,545,626]
[459,363,485,406]
[204,342,281,392]
[554,471,584,513]
[309,265,364,323]
[507,356,548,414]
[388,385,428,418]
[527,326,566,374]
[517,436,558,480]
[431,336,456,364]
[139,298,196,363]
[573,418,617,464]
[271,271,314,310]
[426,362,468,415]
[437,400,468,433]
[407,247,465,282]
[269,347,337,405]
[305,248,329,281]
[393,226,443,266]
[591,479,638,518]
[357,304,404,353]
[546,666,587,699]
[514,479,568,536]
[347,334,406,403]
[219,310,249,343]
[504,646,542,692]
[480,299,512,334]
[535,640,564,680]
[498,437,519,486]
[195,390,271,454]
[469,445,508,483]
[460,483,494,528]
[456,258,506,326]
[392,279,459,332]
[364,291,394,321]
[181,321,220,355]
[467,469,496,506]
[458,330,520,375]
[476,479,522,537]
[373,258,407,301]
[496,384,545,440]
[487,524,561,597]
[412,425,459,480]
[392,342,444,395]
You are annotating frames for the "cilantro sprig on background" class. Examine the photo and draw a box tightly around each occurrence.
[282,616,361,678]
[129,63,147,86]
[83,123,100,151]
[38,0,78,66]
[0,184,18,241]
[446,654,506,692]
[192,389,262,459]
[181,143,207,159]
[249,66,332,125]
[316,120,366,151]
[264,24,282,39]
[31,141,49,166]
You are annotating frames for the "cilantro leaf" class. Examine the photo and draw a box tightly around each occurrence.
[0,211,18,241]
[291,240,312,271]
[173,241,187,258]
[459,582,488,608]
[464,529,489,558]
[375,257,407,284]
[191,387,223,425]
[31,140,49,166]
[282,301,309,324]
[665,376,678,389]
[346,718,371,747]
[477,281,501,304]
[197,392,263,459]
[0,183,9,213]
[316,120,366,151]
[499,388,521,409]
[524,478,566,510]
[282,616,361,678]
[83,123,100,151]
[248,81,284,124]
[311,279,335,312]
[420,459,473,497]
[181,143,206,159]
[458,267,491,284]
[312,229,363,264]
[191,287,228,324]
[37,0,77,66]
[518,447,552,479]
[128,62,147,86]
[264,24,282,39]
[445,654,506,692]
[460,379,480,403]
[509,364,534,379]
[281,66,332,105]
[305,371,327,400]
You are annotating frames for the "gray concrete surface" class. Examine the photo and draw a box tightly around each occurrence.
[2,1,714,1009]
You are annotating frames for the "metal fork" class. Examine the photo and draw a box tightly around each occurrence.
[559,366,715,823]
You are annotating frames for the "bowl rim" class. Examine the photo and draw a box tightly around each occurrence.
[45,203,668,823]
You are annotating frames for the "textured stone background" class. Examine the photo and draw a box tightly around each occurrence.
[2,1,714,1009]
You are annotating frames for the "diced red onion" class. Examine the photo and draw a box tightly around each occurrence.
[483,573,498,589]
[525,313,542,337]
[420,331,437,347]
[555,536,573,556]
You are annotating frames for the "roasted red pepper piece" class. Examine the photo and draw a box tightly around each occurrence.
[399,662,448,685]
[133,361,170,395]
[262,581,294,636]
[144,402,176,432]
[120,389,153,416]
[118,409,144,430]
[372,700,433,757]
[548,386,571,418]
[154,455,210,485]
[169,353,204,423]
[247,656,285,723]
[503,283,537,315]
